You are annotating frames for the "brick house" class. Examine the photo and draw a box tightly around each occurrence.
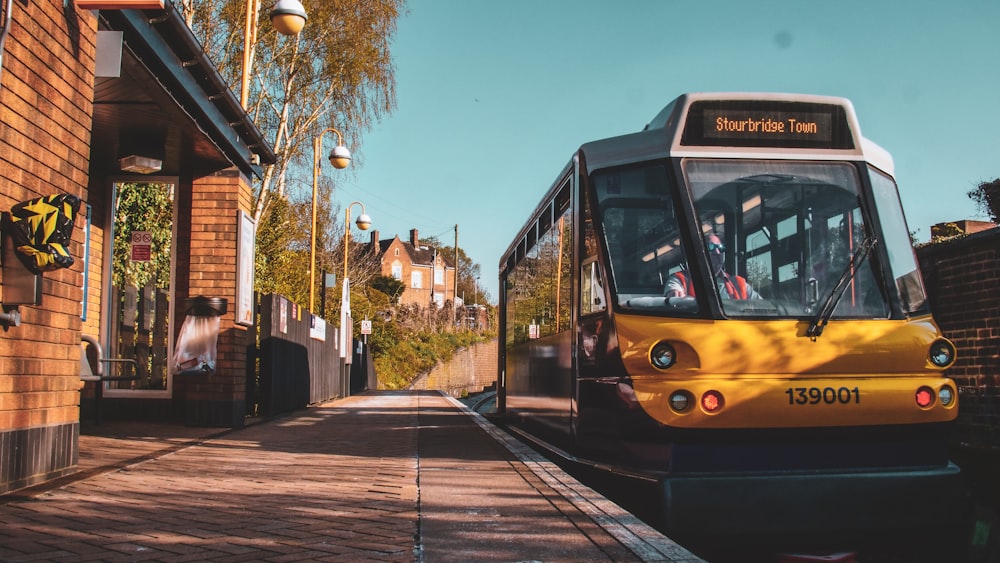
[367,229,457,308]
[0,2,275,493]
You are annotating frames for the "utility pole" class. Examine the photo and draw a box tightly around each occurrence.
[430,247,436,329]
[453,224,459,330]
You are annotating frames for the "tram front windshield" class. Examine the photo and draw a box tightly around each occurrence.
[601,160,909,319]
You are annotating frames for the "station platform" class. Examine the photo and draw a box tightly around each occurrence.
[0,390,703,562]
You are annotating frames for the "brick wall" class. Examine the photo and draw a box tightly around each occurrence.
[409,340,498,396]
[0,2,97,493]
[171,169,251,427]
[917,228,1000,447]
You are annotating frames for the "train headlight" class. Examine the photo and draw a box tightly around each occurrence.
[939,386,955,407]
[650,342,677,370]
[669,391,692,412]
[701,390,724,413]
[915,386,935,408]
[929,339,956,368]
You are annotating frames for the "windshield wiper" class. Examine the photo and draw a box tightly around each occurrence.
[806,236,876,340]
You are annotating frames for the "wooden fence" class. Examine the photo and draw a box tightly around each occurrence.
[249,293,372,417]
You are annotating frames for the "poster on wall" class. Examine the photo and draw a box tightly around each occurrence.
[310,315,326,341]
[236,210,255,326]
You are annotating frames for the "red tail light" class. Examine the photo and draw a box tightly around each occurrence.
[915,387,935,408]
[701,390,724,413]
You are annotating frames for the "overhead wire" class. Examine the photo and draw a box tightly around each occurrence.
[335,183,457,239]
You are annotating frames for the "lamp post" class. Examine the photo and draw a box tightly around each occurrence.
[310,128,352,312]
[241,0,308,109]
[343,201,372,286]
[340,201,371,396]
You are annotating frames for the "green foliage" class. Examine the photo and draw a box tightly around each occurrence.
[254,188,349,318]
[112,183,173,290]
[930,222,965,241]
[346,283,391,325]
[420,235,486,303]
[355,283,490,390]
[254,195,309,306]
[968,178,1000,223]
[373,329,491,390]
[370,274,405,304]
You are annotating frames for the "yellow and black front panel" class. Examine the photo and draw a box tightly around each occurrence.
[616,314,957,430]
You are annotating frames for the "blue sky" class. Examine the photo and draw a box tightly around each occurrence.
[339,0,1000,302]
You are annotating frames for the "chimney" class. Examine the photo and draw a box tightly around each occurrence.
[410,228,419,248]
[370,230,380,255]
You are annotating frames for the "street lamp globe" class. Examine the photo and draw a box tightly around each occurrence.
[270,0,307,36]
[329,145,352,169]
[356,213,372,231]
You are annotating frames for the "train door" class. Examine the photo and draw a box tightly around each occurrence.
[577,186,608,375]
[574,178,620,452]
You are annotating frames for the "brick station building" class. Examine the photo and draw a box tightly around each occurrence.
[0,1,275,493]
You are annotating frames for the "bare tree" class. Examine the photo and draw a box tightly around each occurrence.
[184,0,402,222]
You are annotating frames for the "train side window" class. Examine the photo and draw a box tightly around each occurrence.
[557,206,573,330]
[590,163,691,311]
[556,182,570,216]
[538,202,553,238]
[869,167,927,315]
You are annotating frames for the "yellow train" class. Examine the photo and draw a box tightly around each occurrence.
[498,93,959,546]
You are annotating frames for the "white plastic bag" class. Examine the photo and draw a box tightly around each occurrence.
[173,314,220,375]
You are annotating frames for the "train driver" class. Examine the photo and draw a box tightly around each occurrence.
[665,233,761,300]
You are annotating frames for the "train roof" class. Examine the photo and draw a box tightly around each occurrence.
[582,92,893,172]
[500,92,896,268]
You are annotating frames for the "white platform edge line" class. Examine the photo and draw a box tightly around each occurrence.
[441,393,705,563]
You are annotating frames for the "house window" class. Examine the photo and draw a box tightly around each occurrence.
[411,271,422,288]
[394,248,400,256]
[392,260,402,280]
[434,264,444,285]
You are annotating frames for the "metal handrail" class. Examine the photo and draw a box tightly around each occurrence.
[80,335,141,380]
[80,335,141,425]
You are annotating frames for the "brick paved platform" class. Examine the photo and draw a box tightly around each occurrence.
[0,390,703,562]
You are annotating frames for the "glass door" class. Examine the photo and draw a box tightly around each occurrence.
[106,182,176,396]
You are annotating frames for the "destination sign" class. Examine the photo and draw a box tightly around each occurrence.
[705,110,832,142]
[680,101,854,149]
